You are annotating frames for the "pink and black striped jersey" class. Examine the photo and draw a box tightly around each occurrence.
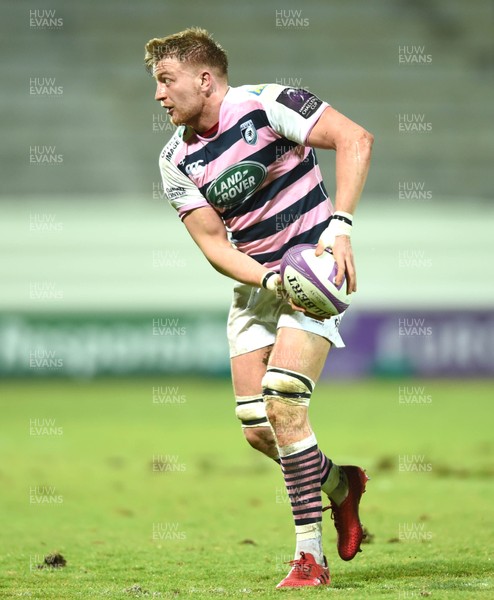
[159,84,334,269]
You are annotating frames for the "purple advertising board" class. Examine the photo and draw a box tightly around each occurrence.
[325,310,494,379]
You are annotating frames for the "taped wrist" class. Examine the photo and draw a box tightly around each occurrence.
[261,271,281,293]
[318,211,353,250]
[261,367,315,407]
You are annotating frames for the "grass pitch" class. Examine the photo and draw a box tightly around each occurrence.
[0,377,493,599]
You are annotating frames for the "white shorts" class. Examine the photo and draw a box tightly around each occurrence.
[227,283,345,358]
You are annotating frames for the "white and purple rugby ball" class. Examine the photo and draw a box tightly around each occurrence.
[280,244,351,318]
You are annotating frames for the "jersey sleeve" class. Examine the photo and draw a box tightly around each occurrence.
[159,143,209,221]
[256,84,329,145]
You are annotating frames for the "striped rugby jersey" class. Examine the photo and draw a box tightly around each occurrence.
[159,84,334,269]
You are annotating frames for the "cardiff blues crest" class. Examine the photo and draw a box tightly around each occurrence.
[240,119,258,145]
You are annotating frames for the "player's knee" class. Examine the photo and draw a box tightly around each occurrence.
[235,395,269,429]
[235,396,277,456]
[262,367,314,432]
[261,367,314,409]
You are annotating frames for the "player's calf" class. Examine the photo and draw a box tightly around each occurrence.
[243,426,278,460]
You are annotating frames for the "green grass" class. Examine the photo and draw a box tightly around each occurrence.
[0,378,493,599]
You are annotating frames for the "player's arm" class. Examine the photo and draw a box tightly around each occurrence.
[182,205,279,291]
[160,133,280,292]
[308,106,374,293]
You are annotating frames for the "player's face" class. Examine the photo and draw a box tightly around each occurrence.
[153,58,204,128]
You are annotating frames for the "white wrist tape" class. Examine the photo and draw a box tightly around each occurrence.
[261,271,282,293]
[318,211,353,250]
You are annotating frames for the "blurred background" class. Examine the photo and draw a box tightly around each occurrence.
[1,0,493,380]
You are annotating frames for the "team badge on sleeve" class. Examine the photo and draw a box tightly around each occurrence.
[276,88,323,119]
[247,84,267,96]
[240,119,258,145]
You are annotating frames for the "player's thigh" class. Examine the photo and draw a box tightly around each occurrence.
[269,326,331,384]
[231,344,273,396]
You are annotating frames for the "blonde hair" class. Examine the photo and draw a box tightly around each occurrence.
[145,27,228,78]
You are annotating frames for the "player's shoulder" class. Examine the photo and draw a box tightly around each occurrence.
[228,84,323,117]
[228,83,287,105]
[159,125,193,165]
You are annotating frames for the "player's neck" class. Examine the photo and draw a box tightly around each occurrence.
[201,122,219,138]
[192,84,229,135]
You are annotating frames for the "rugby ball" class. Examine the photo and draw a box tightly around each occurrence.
[280,244,351,318]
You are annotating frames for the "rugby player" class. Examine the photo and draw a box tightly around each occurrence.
[145,27,373,588]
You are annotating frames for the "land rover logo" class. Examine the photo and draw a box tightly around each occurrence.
[206,161,267,210]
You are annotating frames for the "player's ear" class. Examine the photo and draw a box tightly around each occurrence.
[199,70,213,92]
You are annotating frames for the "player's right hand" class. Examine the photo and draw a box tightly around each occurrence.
[260,271,282,294]
[287,298,326,321]
[261,271,296,307]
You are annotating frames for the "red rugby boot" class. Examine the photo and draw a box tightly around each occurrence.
[324,465,369,561]
[276,552,330,588]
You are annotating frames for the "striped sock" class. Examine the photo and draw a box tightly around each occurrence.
[320,452,332,487]
[277,450,343,498]
[320,452,348,504]
[279,434,324,563]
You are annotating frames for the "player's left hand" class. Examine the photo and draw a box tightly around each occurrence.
[315,235,357,294]
[331,235,356,294]
[315,211,356,294]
